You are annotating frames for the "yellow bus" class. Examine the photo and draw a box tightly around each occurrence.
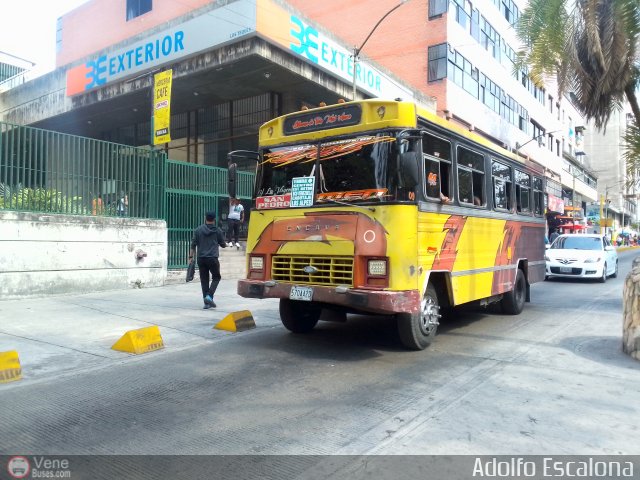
[233,99,546,350]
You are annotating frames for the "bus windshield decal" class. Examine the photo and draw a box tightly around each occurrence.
[263,136,395,167]
[316,188,388,202]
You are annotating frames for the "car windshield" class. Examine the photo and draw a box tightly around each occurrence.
[553,236,603,251]
[256,133,400,204]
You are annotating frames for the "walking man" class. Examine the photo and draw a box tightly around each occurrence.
[226,196,244,249]
[189,211,227,309]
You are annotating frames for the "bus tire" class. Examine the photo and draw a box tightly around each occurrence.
[397,283,440,350]
[501,268,526,315]
[279,299,321,333]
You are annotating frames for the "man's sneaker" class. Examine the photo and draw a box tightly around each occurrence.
[227,242,233,247]
[203,303,211,310]
[235,242,240,249]
[204,295,216,308]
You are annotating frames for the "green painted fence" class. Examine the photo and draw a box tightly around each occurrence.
[0,121,255,269]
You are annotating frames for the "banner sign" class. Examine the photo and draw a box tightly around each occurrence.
[153,70,172,145]
[283,105,361,135]
[547,194,564,214]
[66,0,256,96]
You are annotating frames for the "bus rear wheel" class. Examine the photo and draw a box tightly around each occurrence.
[501,268,526,315]
[279,299,321,333]
[397,283,440,350]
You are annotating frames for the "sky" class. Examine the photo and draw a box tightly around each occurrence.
[1,0,90,72]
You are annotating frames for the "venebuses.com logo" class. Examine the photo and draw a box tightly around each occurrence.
[7,456,71,478]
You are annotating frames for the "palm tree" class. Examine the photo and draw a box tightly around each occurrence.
[516,0,640,183]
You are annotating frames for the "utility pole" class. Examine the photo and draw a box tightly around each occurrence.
[352,1,408,99]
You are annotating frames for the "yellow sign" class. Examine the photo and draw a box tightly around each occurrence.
[600,218,614,227]
[153,69,172,145]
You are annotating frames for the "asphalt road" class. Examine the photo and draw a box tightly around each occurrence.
[0,251,638,464]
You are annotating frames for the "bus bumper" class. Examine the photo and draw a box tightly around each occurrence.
[237,280,420,315]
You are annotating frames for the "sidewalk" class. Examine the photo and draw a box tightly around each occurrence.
[0,279,279,386]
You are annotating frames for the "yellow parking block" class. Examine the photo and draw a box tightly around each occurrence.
[214,310,256,332]
[0,350,22,383]
[111,326,164,354]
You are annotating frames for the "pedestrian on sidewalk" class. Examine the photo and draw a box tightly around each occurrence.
[189,211,227,309]
[226,196,244,249]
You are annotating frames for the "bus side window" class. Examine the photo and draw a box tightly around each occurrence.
[515,170,532,214]
[423,132,451,201]
[533,176,544,216]
[491,159,512,211]
[457,146,485,206]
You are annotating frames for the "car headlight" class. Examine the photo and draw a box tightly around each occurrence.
[584,257,601,263]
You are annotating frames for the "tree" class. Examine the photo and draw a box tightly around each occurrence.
[516,0,640,186]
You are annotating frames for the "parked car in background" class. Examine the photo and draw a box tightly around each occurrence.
[545,234,618,282]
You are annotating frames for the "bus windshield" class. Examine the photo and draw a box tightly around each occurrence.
[256,133,401,205]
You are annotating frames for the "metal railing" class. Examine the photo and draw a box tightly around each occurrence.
[0,122,166,218]
[1,121,256,269]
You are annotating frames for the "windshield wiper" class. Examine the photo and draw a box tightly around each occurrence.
[317,197,376,213]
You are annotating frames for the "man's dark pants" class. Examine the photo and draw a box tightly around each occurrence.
[197,257,221,298]
[227,219,240,243]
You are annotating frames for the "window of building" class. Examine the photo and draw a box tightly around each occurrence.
[492,160,512,210]
[548,95,554,113]
[515,170,531,213]
[428,43,448,81]
[423,133,452,200]
[457,147,485,206]
[56,17,63,53]
[127,0,152,21]
[533,177,544,216]
[429,0,449,17]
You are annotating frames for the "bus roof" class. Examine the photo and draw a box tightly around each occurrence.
[259,99,529,166]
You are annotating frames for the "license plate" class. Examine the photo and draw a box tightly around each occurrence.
[290,286,313,301]
[559,266,572,273]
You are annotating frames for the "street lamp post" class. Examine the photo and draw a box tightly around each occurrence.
[352,0,408,99]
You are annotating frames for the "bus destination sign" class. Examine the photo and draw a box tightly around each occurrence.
[283,105,362,135]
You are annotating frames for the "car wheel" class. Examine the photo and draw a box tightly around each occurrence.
[397,283,440,350]
[599,263,607,283]
[279,299,321,333]
[501,269,526,315]
[611,260,618,278]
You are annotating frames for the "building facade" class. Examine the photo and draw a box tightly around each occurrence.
[0,0,602,222]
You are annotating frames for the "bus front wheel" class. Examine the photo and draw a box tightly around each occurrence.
[279,299,321,333]
[501,269,526,315]
[397,283,440,350]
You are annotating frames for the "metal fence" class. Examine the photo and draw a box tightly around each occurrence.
[166,160,254,268]
[0,122,165,218]
[1,121,256,269]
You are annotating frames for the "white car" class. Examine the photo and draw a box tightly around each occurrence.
[545,234,618,282]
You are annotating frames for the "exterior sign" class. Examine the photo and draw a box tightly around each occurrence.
[256,0,414,101]
[153,70,172,145]
[290,177,315,207]
[66,0,257,96]
[283,105,361,135]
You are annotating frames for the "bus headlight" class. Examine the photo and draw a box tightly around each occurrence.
[250,255,264,271]
[368,259,387,276]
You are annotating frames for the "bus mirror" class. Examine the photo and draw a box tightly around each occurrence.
[227,150,259,197]
[399,151,420,189]
[228,162,237,198]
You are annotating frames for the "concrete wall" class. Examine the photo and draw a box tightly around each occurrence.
[0,211,167,299]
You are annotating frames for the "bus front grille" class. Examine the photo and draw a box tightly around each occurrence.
[271,256,354,286]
